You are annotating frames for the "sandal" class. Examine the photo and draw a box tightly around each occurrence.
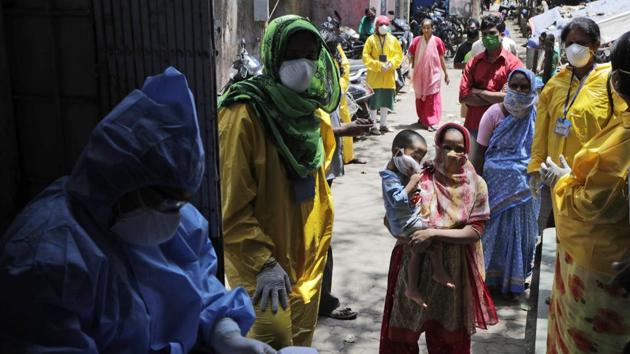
[347,158,368,164]
[427,125,437,132]
[321,306,357,320]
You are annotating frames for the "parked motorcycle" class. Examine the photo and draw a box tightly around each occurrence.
[345,59,373,119]
[389,17,412,93]
[411,5,463,59]
[321,13,364,60]
[219,38,262,94]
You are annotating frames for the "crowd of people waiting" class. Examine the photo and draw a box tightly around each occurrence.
[0,8,628,354]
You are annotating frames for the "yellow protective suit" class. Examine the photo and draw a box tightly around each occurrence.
[553,109,630,276]
[362,33,403,90]
[336,44,354,163]
[527,63,627,173]
[219,103,335,348]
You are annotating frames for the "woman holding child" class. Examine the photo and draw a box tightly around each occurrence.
[380,123,497,353]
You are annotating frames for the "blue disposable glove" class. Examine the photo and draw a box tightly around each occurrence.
[539,155,571,188]
[211,318,276,354]
[254,258,292,313]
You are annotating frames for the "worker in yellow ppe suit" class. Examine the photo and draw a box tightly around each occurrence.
[362,15,403,135]
[543,31,630,354]
[526,18,626,235]
[336,44,362,164]
[217,15,341,349]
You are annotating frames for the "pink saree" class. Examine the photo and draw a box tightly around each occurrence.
[411,35,444,126]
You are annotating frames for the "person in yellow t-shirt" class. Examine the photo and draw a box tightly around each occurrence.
[542,30,630,354]
[362,15,403,135]
[217,15,341,349]
[527,18,624,236]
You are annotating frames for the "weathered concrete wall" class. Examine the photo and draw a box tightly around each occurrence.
[213,0,317,88]
[310,0,370,31]
[213,0,266,90]
[213,0,408,89]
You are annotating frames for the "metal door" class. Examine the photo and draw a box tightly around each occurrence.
[1,0,223,276]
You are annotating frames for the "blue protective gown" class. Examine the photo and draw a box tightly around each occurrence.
[0,67,255,354]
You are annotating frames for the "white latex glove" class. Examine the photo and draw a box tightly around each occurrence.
[254,258,291,313]
[528,172,542,197]
[385,61,393,71]
[381,62,389,72]
[211,318,276,354]
[539,155,571,187]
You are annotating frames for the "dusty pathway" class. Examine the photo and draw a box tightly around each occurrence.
[312,19,531,352]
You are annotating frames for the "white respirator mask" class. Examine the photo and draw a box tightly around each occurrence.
[565,43,592,68]
[279,58,316,93]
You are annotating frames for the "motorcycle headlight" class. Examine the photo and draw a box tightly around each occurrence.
[228,67,239,79]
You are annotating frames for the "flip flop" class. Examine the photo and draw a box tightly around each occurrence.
[427,126,437,132]
[321,307,357,320]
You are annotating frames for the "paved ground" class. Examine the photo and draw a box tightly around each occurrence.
[311,18,535,354]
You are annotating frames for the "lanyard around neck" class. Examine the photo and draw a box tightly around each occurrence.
[563,65,595,119]
[379,35,387,55]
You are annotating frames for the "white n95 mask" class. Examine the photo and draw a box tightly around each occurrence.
[112,208,181,246]
[565,43,592,68]
[378,25,389,35]
[279,59,316,93]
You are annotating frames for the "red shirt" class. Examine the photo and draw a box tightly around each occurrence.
[459,48,523,132]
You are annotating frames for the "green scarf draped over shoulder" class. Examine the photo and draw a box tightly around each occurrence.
[218,15,341,179]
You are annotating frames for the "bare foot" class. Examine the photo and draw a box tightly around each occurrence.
[432,272,456,289]
[405,288,428,308]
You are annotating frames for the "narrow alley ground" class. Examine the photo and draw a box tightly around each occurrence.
[312,20,533,354]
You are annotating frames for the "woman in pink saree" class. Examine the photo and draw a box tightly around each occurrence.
[380,123,498,353]
[409,19,450,132]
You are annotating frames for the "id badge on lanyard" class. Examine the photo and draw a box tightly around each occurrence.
[557,69,589,137]
[554,118,571,137]
[379,37,387,62]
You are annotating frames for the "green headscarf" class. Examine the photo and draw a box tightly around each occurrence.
[219,15,341,179]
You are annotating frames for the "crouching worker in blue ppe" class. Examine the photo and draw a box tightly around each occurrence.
[0,67,275,354]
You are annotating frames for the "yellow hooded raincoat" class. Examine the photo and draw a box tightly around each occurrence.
[336,44,355,163]
[528,63,627,174]
[219,103,335,347]
[362,32,403,90]
[547,108,630,354]
[553,108,630,276]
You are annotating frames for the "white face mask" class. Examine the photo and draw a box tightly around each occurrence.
[392,150,422,177]
[378,25,389,35]
[112,208,181,246]
[565,43,592,68]
[279,59,316,93]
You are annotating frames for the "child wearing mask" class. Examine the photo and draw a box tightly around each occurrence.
[380,130,455,308]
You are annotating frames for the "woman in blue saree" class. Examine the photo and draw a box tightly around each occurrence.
[472,68,540,296]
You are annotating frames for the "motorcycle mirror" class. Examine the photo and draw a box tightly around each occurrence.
[334,10,342,22]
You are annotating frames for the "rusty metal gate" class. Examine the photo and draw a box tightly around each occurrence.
[0,0,223,277]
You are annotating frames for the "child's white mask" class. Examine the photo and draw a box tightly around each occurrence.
[392,150,422,177]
